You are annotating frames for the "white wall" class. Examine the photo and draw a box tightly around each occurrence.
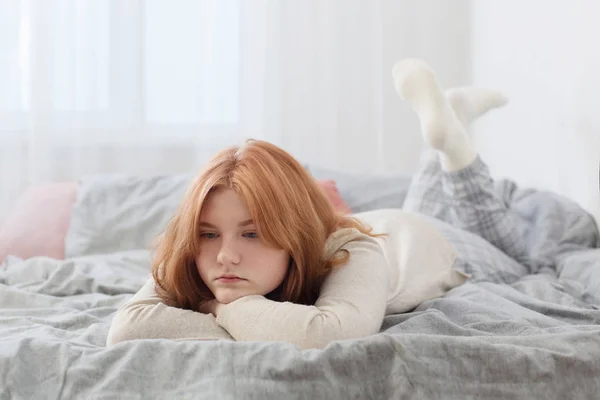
[471,0,600,222]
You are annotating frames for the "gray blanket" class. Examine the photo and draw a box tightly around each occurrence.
[1,175,600,399]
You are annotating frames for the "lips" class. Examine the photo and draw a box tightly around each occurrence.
[219,274,242,279]
[216,275,245,283]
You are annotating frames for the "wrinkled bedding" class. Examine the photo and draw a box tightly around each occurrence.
[1,174,600,399]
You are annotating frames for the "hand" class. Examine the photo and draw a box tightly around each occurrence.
[199,299,224,317]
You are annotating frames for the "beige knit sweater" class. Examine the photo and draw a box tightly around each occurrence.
[106,209,467,349]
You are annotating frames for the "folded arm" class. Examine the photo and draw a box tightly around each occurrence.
[215,229,389,349]
[106,277,234,346]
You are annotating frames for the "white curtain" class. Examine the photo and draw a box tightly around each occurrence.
[0,0,472,221]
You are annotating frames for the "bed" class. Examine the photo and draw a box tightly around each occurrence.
[1,166,600,399]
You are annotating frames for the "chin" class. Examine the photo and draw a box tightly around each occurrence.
[215,293,244,304]
[215,288,267,304]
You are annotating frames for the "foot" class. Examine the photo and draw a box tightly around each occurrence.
[446,87,508,127]
[392,59,476,171]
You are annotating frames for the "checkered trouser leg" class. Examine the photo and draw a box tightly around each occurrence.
[403,151,530,267]
[403,151,450,221]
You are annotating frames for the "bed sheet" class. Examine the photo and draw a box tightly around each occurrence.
[1,173,600,399]
[1,247,599,399]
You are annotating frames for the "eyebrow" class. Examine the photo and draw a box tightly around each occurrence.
[198,219,254,228]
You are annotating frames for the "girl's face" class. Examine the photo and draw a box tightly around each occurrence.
[195,187,290,304]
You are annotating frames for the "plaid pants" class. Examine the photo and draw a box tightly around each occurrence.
[403,150,600,283]
[403,151,533,281]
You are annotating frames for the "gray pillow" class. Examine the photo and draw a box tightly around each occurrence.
[65,167,413,257]
[65,174,191,258]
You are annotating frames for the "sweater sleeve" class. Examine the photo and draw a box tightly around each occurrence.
[106,277,234,346]
[215,228,389,349]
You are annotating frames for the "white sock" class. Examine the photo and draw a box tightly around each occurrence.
[392,59,476,171]
[445,87,508,127]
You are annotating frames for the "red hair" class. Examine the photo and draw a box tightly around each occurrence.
[152,139,378,310]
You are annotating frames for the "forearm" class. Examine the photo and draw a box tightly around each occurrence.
[106,278,234,345]
[216,296,379,349]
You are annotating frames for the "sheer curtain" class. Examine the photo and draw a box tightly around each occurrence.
[0,0,472,221]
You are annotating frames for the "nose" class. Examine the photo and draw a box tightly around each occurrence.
[216,239,241,266]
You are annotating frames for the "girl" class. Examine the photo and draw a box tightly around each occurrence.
[107,59,535,349]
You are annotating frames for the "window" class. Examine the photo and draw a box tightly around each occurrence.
[0,0,241,143]
[144,0,240,125]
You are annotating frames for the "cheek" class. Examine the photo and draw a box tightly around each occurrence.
[196,241,219,259]
[249,246,289,273]
[194,256,205,279]
[269,250,291,276]
[195,246,216,275]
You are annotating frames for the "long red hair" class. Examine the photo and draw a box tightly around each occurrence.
[152,139,377,310]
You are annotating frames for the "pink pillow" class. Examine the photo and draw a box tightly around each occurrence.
[317,180,352,214]
[0,182,78,263]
